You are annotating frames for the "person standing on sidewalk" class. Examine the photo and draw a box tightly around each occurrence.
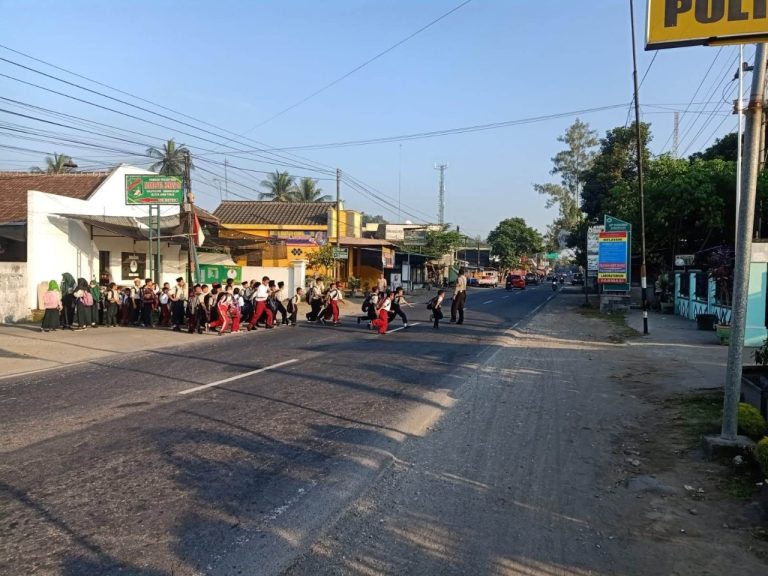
[60,272,76,330]
[450,267,467,324]
[41,280,62,332]
[141,279,157,328]
[371,289,392,334]
[169,277,187,332]
[103,282,119,327]
[376,273,388,298]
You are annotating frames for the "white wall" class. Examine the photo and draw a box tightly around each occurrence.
[241,266,291,288]
[25,165,185,308]
[0,263,27,322]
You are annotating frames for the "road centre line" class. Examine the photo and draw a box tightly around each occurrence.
[483,300,493,304]
[387,322,421,334]
[178,359,299,395]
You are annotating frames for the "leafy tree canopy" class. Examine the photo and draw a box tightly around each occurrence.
[487,217,543,269]
[147,139,190,177]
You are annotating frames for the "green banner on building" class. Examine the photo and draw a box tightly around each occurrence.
[125,175,184,205]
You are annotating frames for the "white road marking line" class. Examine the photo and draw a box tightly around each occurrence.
[483,300,493,304]
[178,359,299,395]
[387,322,421,334]
[502,295,510,299]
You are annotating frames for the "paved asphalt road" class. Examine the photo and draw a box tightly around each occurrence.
[0,285,557,576]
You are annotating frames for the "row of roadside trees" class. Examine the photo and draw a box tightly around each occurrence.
[538,118,766,275]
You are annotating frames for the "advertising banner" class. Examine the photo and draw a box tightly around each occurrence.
[125,175,184,205]
[598,231,628,284]
[332,247,349,260]
[587,225,604,278]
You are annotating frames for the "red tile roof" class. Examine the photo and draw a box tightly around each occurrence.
[0,172,109,224]
[214,201,333,227]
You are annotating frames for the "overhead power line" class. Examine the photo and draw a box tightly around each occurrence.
[201,103,629,154]
[233,0,475,136]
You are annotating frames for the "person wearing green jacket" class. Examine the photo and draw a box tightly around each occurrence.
[89,279,102,327]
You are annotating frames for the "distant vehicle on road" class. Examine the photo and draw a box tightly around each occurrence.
[506,274,526,290]
[477,271,499,288]
[525,273,538,285]
[467,277,478,286]
[571,272,584,285]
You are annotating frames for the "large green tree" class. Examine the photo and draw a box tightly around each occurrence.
[259,170,296,201]
[290,177,331,202]
[487,218,543,269]
[536,119,598,249]
[423,226,464,260]
[147,139,190,176]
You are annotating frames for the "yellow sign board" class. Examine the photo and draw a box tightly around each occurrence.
[647,0,768,49]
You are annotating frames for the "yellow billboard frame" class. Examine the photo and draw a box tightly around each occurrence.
[647,0,768,50]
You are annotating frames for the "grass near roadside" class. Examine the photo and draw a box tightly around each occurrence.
[577,305,640,342]
[672,388,723,446]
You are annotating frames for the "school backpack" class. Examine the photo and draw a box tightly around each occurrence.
[81,291,94,306]
[426,297,437,310]
[361,295,370,313]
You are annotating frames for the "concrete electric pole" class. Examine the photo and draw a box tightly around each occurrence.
[434,163,447,225]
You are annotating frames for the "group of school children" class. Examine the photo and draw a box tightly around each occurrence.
[40,272,452,335]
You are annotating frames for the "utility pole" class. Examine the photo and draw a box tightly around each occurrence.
[630,0,649,335]
[336,168,342,280]
[184,150,195,286]
[722,43,767,441]
[224,157,229,201]
[398,144,402,222]
[434,163,447,225]
[673,111,680,158]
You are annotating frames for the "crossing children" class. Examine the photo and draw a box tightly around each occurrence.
[429,289,445,329]
[326,282,343,325]
[371,289,392,334]
[287,287,303,326]
[357,288,378,324]
[389,287,410,328]
[103,282,119,327]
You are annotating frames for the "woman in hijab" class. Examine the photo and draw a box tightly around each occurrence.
[41,280,62,332]
[60,272,76,329]
[73,277,92,330]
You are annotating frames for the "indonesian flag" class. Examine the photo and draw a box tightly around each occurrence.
[193,213,205,247]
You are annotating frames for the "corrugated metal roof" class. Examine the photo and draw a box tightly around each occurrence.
[213,201,333,226]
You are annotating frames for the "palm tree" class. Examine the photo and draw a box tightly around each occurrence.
[290,177,331,202]
[35,153,75,174]
[259,170,296,201]
[147,139,190,176]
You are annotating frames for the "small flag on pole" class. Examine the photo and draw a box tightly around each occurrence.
[193,213,205,247]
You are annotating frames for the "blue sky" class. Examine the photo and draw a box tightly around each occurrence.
[0,1,745,237]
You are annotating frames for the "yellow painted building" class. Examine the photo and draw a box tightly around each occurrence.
[213,201,381,284]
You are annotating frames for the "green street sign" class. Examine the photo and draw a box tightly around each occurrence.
[199,264,242,284]
[125,175,184,205]
[546,252,559,260]
[333,247,349,260]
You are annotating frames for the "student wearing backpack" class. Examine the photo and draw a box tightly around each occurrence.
[103,282,119,327]
[357,288,378,325]
[389,287,410,328]
[74,277,92,330]
[89,280,102,326]
[327,282,343,325]
[60,272,77,329]
[428,290,445,329]
[371,289,392,334]
[41,280,62,332]
[169,277,187,331]
[306,277,324,322]
[287,287,303,326]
